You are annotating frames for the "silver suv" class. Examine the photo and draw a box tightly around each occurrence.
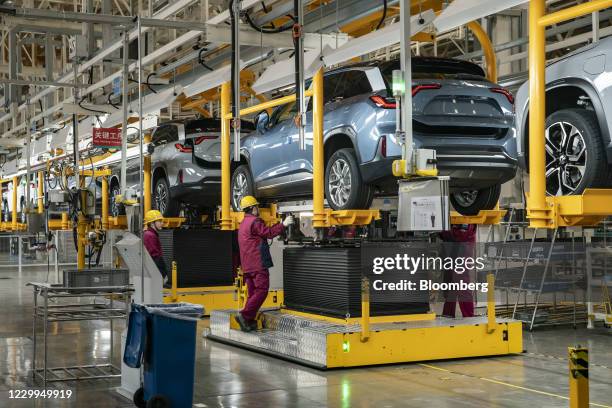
[231,57,518,215]
[109,119,253,217]
[515,36,612,196]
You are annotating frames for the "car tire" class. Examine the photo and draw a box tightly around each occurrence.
[325,148,373,210]
[451,184,501,216]
[544,108,608,196]
[153,176,179,217]
[231,165,255,211]
[110,183,123,217]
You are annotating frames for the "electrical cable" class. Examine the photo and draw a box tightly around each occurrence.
[107,93,120,109]
[145,73,159,94]
[244,11,294,33]
[376,0,388,30]
[198,48,214,71]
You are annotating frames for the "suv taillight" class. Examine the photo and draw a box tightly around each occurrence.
[490,87,515,105]
[380,136,387,158]
[174,143,193,153]
[412,83,442,96]
[370,95,396,109]
[194,135,218,145]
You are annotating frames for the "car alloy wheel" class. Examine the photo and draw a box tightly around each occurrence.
[155,182,169,215]
[232,172,248,210]
[452,190,478,208]
[328,158,352,208]
[111,186,121,217]
[545,121,587,196]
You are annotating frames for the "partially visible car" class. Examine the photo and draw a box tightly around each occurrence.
[515,36,612,196]
[231,57,518,215]
[109,118,253,217]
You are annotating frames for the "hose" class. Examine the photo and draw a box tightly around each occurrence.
[376,0,387,30]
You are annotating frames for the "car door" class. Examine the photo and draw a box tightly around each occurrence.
[287,71,349,195]
[249,103,297,197]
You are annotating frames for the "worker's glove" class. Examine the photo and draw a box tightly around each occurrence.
[282,215,294,227]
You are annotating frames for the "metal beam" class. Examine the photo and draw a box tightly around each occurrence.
[1,6,210,31]
[0,79,87,88]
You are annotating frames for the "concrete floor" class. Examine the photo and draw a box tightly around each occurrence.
[1,266,611,408]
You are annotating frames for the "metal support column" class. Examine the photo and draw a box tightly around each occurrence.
[101,171,109,230]
[527,0,548,228]
[220,81,232,231]
[37,172,44,214]
[399,0,413,169]
[143,135,151,214]
[311,68,325,230]
[120,30,129,196]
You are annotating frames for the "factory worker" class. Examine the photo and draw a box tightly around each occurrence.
[235,196,294,332]
[143,209,169,287]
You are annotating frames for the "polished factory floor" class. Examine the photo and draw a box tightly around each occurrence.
[1,266,611,407]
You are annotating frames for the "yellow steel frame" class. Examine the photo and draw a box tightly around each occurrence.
[451,209,507,225]
[280,308,436,325]
[528,0,612,228]
[568,346,589,408]
[219,69,378,230]
[325,319,522,368]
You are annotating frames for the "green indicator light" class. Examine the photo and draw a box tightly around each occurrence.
[342,340,350,353]
[392,69,404,96]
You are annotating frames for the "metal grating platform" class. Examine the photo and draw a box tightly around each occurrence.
[208,309,521,368]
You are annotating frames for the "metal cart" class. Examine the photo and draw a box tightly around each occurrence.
[28,282,133,387]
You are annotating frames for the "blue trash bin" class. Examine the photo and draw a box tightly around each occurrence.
[124,303,204,408]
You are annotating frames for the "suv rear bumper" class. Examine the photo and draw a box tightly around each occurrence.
[169,176,221,206]
[360,152,517,193]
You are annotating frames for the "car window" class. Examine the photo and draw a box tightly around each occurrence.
[323,72,345,104]
[151,125,178,146]
[338,70,373,99]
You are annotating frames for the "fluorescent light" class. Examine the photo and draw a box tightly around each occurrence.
[206,0,260,25]
[434,0,528,33]
[183,63,241,98]
[251,47,330,95]
[322,9,436,67]
[103,87,181,128]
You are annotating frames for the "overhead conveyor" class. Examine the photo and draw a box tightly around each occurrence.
[207,0,523,368]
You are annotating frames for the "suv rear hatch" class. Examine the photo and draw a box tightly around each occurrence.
[380,58,514,138]
[186,119,254,168]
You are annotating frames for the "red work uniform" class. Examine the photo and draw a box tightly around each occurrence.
[238,213,284,322]
[143,228,168,279]
[440,224,476,318]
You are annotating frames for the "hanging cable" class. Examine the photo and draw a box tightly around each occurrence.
[244,11,295,33]
[376,0,388,30]
[198,48,214,71]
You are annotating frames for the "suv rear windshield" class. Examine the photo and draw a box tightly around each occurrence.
[380,58,486,89]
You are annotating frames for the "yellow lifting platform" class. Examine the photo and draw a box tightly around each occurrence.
[208,274,523,369]
[527,0,612,229]
[451,209,507,225]
[163,262,283,315]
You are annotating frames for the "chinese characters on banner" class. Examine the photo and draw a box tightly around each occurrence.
[93,127,122,149]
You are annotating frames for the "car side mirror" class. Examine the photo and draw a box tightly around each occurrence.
[147,144,155,154]
[255,110,270,133]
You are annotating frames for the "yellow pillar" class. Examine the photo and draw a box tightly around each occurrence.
[61,212,69,230]
[101,170,109,230]
[487,273,496,333]
[527,0,549,228]
[77,189,87,269]
[568,347,589,408]
[467,21,497,83]
[360,277,370,342]
[144,135,152,214]
[312,68,326,229]
[220,81,233,230]
[37,171,44,214]
[11,176,17,229]
[171,261,178,302]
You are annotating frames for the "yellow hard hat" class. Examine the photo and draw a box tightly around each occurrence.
[240,195,259,210]
[144,209,163,224]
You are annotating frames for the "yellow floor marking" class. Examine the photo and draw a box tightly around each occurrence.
[419,363,611,408]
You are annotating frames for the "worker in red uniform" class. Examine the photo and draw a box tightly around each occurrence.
[235,196,293,332]
[143,209,169,286]
[440,224,476,318]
